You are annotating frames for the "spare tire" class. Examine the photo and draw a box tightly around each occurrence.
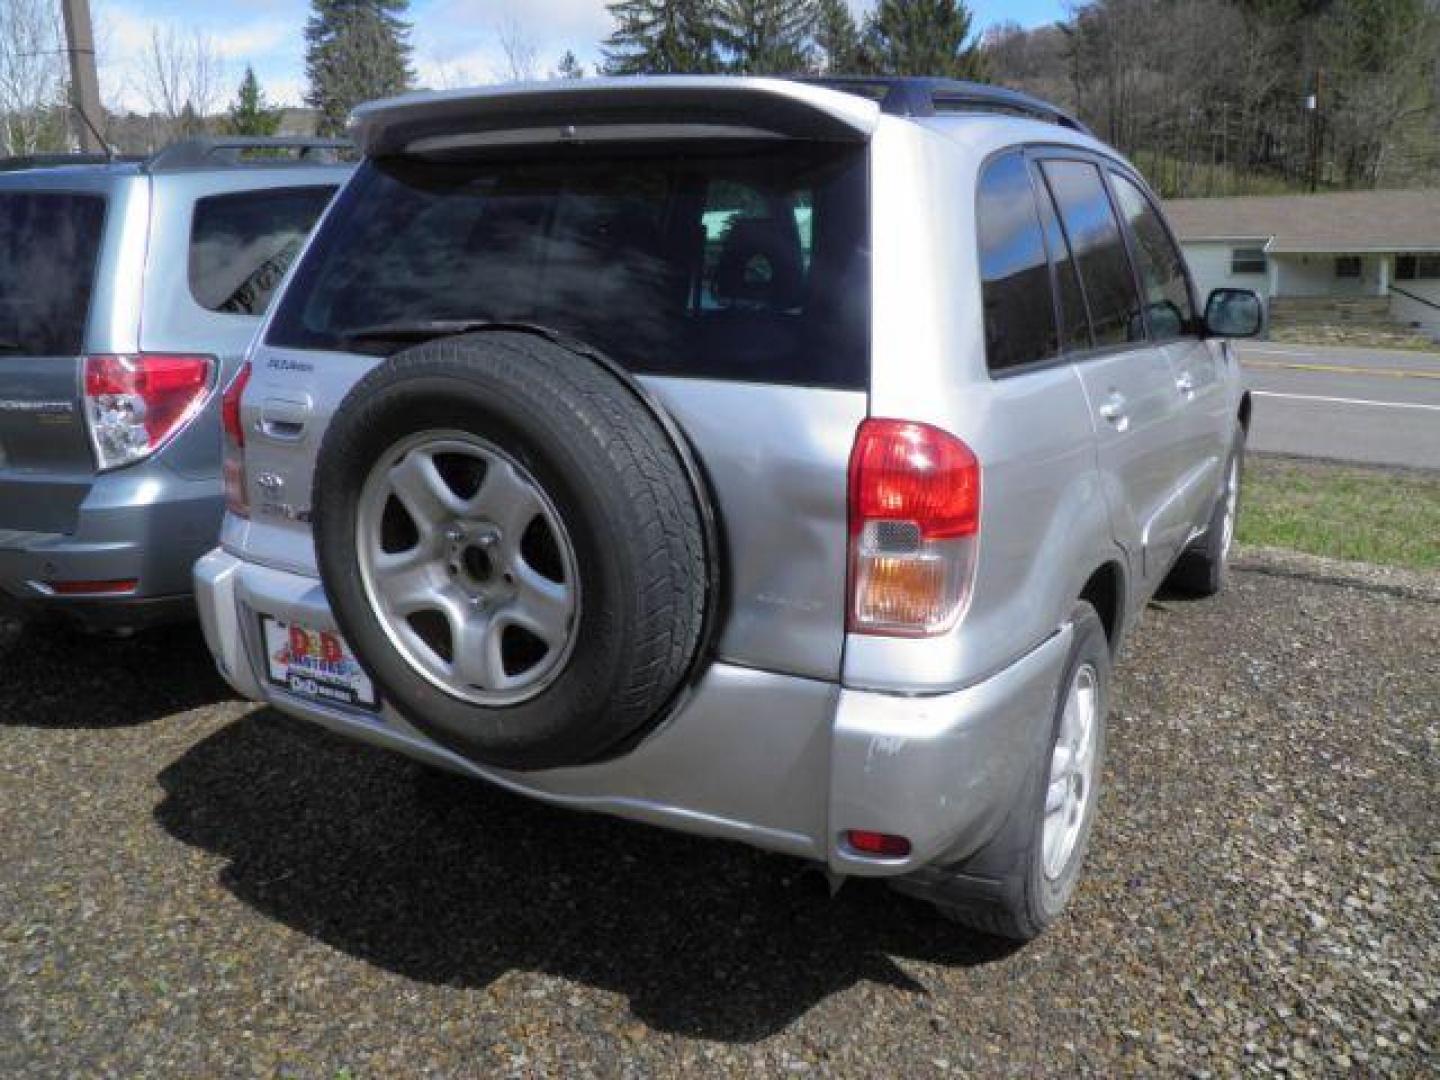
[311,330,712,771]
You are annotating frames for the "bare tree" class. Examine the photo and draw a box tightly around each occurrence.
[496,16,540,82]
[0,0,70,155]
[141,25,224,143]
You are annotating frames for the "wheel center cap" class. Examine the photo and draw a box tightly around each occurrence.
[445,524,508,598]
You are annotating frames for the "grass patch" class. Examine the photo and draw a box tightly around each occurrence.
[1238,455,1440,571]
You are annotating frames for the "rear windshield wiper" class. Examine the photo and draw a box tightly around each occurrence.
[338,319,498,346]
[0,339,24,353]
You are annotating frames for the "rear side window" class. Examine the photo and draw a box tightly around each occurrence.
[1040,160,1143,348]
[189,186,336,316]
[266,143,871,389]
[0,192,106,355]
[976,151,1057,373]
[1109,172,1194,340]
[1030,161,1092,353]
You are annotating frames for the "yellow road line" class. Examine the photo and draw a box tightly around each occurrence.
[1241,359,1440,381]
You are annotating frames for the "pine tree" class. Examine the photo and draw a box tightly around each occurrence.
[602,0,721,75]
[812,0,862,74]
[716,0,816,74]
[864,0,985,79]
[228,66,282,136]
[304,0,414,135]
[553,50,586,79]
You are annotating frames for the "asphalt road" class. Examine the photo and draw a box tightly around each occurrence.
[1238,341,1440,470]
[2,552,1437,1076]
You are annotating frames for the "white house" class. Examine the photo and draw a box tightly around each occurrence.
[1163,188,1440,341]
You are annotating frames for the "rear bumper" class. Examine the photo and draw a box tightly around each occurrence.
[196,548,1068,876]
[0,469,221,628]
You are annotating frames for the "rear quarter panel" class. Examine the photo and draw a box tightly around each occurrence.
[850,118,1121,692]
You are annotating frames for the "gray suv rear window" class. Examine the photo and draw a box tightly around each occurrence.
[0,192,106,356]
[189,186,336,316]
[267,143,871,389]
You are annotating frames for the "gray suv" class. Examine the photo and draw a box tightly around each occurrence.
[195,79,1260,939]
[0,139,346,631]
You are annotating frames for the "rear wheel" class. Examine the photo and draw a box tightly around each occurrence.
[1167,429,1244,597]
[898,602,1110,941]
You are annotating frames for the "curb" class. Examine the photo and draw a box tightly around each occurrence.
[1234,545,1440,604]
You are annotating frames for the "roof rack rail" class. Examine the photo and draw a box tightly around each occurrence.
[144,137,352,173]
[0,152,143,172]
[801,77,1092,136]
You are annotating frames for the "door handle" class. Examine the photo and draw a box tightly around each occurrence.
[1098,390,1129,431]
[1175,371,1196,395]
[259,396,311,441]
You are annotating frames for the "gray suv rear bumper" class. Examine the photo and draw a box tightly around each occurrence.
[0,470,222,629]
[195,547,1069,876]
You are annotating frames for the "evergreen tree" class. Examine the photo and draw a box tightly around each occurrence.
[716,0,816,74]
[228,66,282,136]
[305,0,414,135]
[812,0,863,73]
[864,0,985,79]
[602,0,721,74]
[553,50,586,79]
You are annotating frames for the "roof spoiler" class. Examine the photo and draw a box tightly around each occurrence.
[144,137,352,172]
[350,77,881,157]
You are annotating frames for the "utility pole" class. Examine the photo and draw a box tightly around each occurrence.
[60,0,105,153]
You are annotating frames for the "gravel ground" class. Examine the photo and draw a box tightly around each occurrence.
[1,555,1436,1077]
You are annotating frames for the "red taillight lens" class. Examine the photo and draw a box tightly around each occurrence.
[221,363,252,518]
[848,419,981,637]
[844,830,912,859]
[849,420,980,540]
[84,354,214,471]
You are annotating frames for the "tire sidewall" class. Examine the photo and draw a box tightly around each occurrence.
[1027,603,1111,926]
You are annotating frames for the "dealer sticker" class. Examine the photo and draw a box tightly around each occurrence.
[261,618,379,711]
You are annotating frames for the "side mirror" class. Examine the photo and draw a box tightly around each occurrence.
[1203,288,1263,338]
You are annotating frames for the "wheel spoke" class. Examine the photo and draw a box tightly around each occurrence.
[452,610,509,691]
[1045,775,1069,816]
[370,550,437,614]
[473,460,542,543]
[389,451,463,531]
[508,563,573,646]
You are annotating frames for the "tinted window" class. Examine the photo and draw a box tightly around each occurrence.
[189,186,336,315]
[1040,160,1143,348]
[1110,172,1194,339]
[0,192,106,355]
[268,144,871,389]
[1032,162,1092,353]
[976,151,1056,372]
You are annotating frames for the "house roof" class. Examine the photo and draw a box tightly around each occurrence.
[1162,188,1440,253]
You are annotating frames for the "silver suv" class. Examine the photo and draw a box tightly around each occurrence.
[195,78,1260,940]
[0,139,346,632]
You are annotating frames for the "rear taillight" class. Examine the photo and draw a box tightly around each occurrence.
[84,354,214,471]
[847,419,980,637]
[221,362,252,518]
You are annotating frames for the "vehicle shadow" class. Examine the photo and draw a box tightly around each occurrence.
[0,619,233,728]
[154,708,1020,1042]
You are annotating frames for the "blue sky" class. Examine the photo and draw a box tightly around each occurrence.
[97,0,1067,112]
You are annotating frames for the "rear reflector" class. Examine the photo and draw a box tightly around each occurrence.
[84,354,215,471]
[844,830,912,859]
[848,419,980,636]
[47,579,139,596]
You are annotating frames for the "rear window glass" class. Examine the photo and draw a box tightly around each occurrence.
[1039,160,1144,348]
[189,186,336,315]
[976,151,1057,373]
[0,192,106,355]
[266,144,871,389]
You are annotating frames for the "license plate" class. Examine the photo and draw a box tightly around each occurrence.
[261,617,379,711]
